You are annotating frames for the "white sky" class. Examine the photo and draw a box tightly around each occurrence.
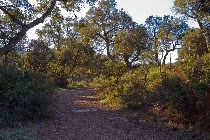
[116,0,174,24]
[28,0,174,38]
[27,0,199,63]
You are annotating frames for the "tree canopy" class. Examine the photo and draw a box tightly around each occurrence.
[76,0,136,61]
[0,0,96,56]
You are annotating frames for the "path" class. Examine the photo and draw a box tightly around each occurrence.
[36,88,176,140]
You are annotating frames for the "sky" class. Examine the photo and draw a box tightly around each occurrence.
[28,0,177,39]
[27,0,199,63]
[116,0,174,24]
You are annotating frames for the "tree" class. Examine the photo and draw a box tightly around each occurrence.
[36,8,65,51]
[156,16,189,65]
[20,40,53,74]
[178,29,208,60]
[76,0,136,61]
[173,0,210,52]
[48,37,95,87]
[145,16,163,65]
[36,15,78,51]
[145,15,189,65]
[0,0,97,56]
[114,26,151,69]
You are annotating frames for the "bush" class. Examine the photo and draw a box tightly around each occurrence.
[0,64,54,126]
[155,55,210,127]
[93,54,210,129]
[93,66,153,109]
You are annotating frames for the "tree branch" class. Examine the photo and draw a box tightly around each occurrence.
[0,0,58,56]
[27,0,57,29]
[0,6,25,26]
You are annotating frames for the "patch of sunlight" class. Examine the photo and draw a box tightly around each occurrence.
[81,96,96,99]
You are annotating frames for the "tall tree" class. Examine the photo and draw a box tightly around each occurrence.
[76,0,136,61]
[0,0,97,56]
[48,38,95,87]
[157,16,189,65]
[36,7,65,51]
[145,15,189,65]
[114,26,150,69]
[173,0,210,52]
[145,16,163,65]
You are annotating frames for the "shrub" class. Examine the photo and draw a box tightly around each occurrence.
[93,66,153,110]
[0,64,54,126]
[155,55,210,127]
[93,54,210,129]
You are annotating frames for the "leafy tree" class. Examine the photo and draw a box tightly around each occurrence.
[178,29,208,59]
[36,8,65,51]
[76,0,136,61]
[36,13,98,86]
[48,38,95,87]
[20,40,53,74]
[0,0,97,56]
[36,15,78,51]
[145,16,163,65]
[114,26,151,69]
[173,0,210,52]
[145,15,189,65]
[157,16,189,65]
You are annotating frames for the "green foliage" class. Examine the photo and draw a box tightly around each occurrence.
[103,61,127,78]
[173,0,210,52]
[155,55,210,126]
[0,0,98,56]
[68,80,89,89]
[178,29,208,59]
[20,40,53,74]
[76,0,138,61]
[93,64,152,109]
[145,15,189,65]
[0,64,54,126]
[94,54,210,128]
[114,26,151,68]
[47,41,95,87]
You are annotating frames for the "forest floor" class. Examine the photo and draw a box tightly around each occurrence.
[0,88,208,140]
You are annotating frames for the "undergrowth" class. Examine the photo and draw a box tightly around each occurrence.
[92,54,210,134]
[0,64,54,127]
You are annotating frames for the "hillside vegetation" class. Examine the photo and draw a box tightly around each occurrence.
[0,0,209,133]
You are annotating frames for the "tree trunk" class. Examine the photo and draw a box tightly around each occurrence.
[124,57,132,69]
[105,38,116,62]
[153,40,159,65]
[197,19,210,53]
[162,51,169,65]
[204,31,210,52]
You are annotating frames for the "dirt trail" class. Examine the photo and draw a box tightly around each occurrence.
[36,88,175,140]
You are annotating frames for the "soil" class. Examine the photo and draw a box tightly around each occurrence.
[34,88,177,140]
